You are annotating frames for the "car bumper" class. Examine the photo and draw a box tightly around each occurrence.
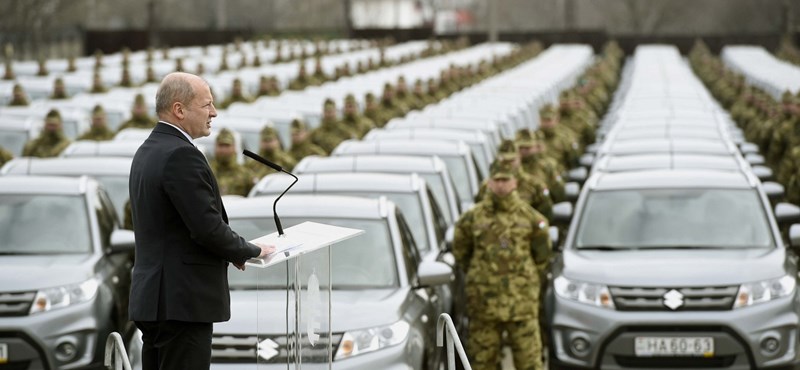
[0,299,106,370]
[211,340,417,370]
[549,295,800,369]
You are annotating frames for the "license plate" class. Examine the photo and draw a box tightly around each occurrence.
[0,343,7,364]
[635,337,714,357]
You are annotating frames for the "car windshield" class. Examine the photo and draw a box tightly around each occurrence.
[95,176,129,222]
[440,156,473,204]
[0,194,92,254]
[575,189,774,249]
[0,131,29,157]
[418,173,453,224]
[228,217,398,290]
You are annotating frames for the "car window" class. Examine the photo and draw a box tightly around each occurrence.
[0,194,92,254]
[228,217,399,290]
[396,211,420,285]
[90,187,116,248]
[95,175,129,222]
[440,156,472,204]
[575,188,774,249]
[427,188,447,246]
[419,173,452,224]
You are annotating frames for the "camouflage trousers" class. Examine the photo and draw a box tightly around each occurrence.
[467,317,543,370]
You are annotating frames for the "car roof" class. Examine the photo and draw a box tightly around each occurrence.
[365,127,489,143]
[61,140,143,158]
[2,157,133,176]
[294,154,447,175]
[0,175,90,195]
[252,172,425,196]
[587,169,755,191]
[224,194,394,220]
[333,139,471,157]
[602,138,734,156]
[593,154,742,173]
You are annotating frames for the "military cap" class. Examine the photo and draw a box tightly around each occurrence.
[92,104,105,116]
[216,128,235,145]
[365,92,376,102]
[134,93,146,105]
[344,94,357,103]
[515,128,539,147]
[260,125,278,140]
[497,139,518,161]
[290,118,307,133]
[324,98,335,108]
[12,83,23,93]
[489,160,515,180]
[383,82,393,91]
[46,109,61,120]
[540,104,558,120]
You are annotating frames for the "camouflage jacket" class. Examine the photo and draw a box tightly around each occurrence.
[22,134,71,158]
[210,160,255,196]
[310,121,356,154]
[289,140,326,162]
[246,149,297,179]
[453,192,551,321]
[117,116,157,131]
[77,126,115,141]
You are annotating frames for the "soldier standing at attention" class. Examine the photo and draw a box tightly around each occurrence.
[51,77,69,100]
[340,94,375,138]
[220,78,253,109]
[8,84,29,106]
[246,125,297,179]
[453,160,550,370]
[310,98,356,154]
[78,105,115,141]
[288,119,326,162]
[210,128,256,196]
[118,94,157,131]
[22,109,71,158]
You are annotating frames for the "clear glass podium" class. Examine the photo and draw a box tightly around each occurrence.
[237,222,363,369]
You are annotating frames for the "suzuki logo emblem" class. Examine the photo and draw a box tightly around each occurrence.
[663,289,684,310]
[257,338,279,361]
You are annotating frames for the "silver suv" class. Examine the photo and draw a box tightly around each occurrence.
[546,168,800,369]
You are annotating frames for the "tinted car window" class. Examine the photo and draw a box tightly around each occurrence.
[576,189,774,249]
[228,217,398,289]
[0,194,91,254]
[440,156,472,204]
[427,188,447,245]
[419,173,451,224]
[95,176,129,221]
[396,211,420,285]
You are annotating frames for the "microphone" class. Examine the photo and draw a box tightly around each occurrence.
[243,150,297,236]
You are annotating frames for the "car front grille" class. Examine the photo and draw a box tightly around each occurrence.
[610,286,738,311]
[0,292,35,317]
[211,333,342,364]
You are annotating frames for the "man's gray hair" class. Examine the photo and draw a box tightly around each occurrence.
[155,73,197,115]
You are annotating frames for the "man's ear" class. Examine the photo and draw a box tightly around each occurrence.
[172,102,184,120]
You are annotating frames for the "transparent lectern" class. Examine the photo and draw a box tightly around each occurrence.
[213,222,363,369]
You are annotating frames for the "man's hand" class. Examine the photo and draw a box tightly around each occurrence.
[255,242,276,258]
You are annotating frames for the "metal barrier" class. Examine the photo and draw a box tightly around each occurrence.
[436,313,472,370]
[104,332,132,370]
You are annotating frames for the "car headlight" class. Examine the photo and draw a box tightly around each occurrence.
[334,321,410,360]
[30,278,99,315]
[554,275,614,309]
[733,275,796,309]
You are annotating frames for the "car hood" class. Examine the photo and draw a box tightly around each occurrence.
[562,247,789,286]
[216,288,411,335]
[0,254,97,291]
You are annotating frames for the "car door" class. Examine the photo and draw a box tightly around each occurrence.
[94,188,134,333]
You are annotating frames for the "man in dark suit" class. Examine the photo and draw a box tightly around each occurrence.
[129,72,274,370]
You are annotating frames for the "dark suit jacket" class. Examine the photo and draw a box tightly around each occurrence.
[128,122,260,323]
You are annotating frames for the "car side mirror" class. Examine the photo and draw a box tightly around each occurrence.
[552,201,573,225]
[567,168,587,184]
[751,165,773,182]
[763,182,785,203]
[790,224,800,249]
[745,153,765,166]
[548,225,560,250]
[108,229,135,254]
[565,182,580,202]
[417,260,454,288]
[585,143,599,154]
[775,203,800,226]
[739,142,759,155]
[579,153,595,168]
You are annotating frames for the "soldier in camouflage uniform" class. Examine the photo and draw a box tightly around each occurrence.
[412,78,433,108]
[78,105,115,141]
[476,140,553,220]
[210,128,256,196]
[537,104,580,169]
[428,77,447,102]
[288,60,312,91]
[257,75,281,97]
[517,128,567,203]
[22,109,71,158]
[380,83,410,120]
[8,84,29,106]
[558,90,598,148]
[118,94,157,131]
[766,92,799,170]
[363,92,391,128]
[220,78,253,109]
[119,65,134,88]
[310,55,327,85]
[51,77,69,100]
[395,76,423,111]
[340,94,375,138]
[453,160,551,370]
[0,146,13,167]
[247,126,297,179]
[90,71,107,94]
[288,119,326,162]
[145,65,158,84]
[311,98,357,154]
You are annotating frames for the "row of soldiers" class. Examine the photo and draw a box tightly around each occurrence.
[689,40,800,205]
[452,41,624,370]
